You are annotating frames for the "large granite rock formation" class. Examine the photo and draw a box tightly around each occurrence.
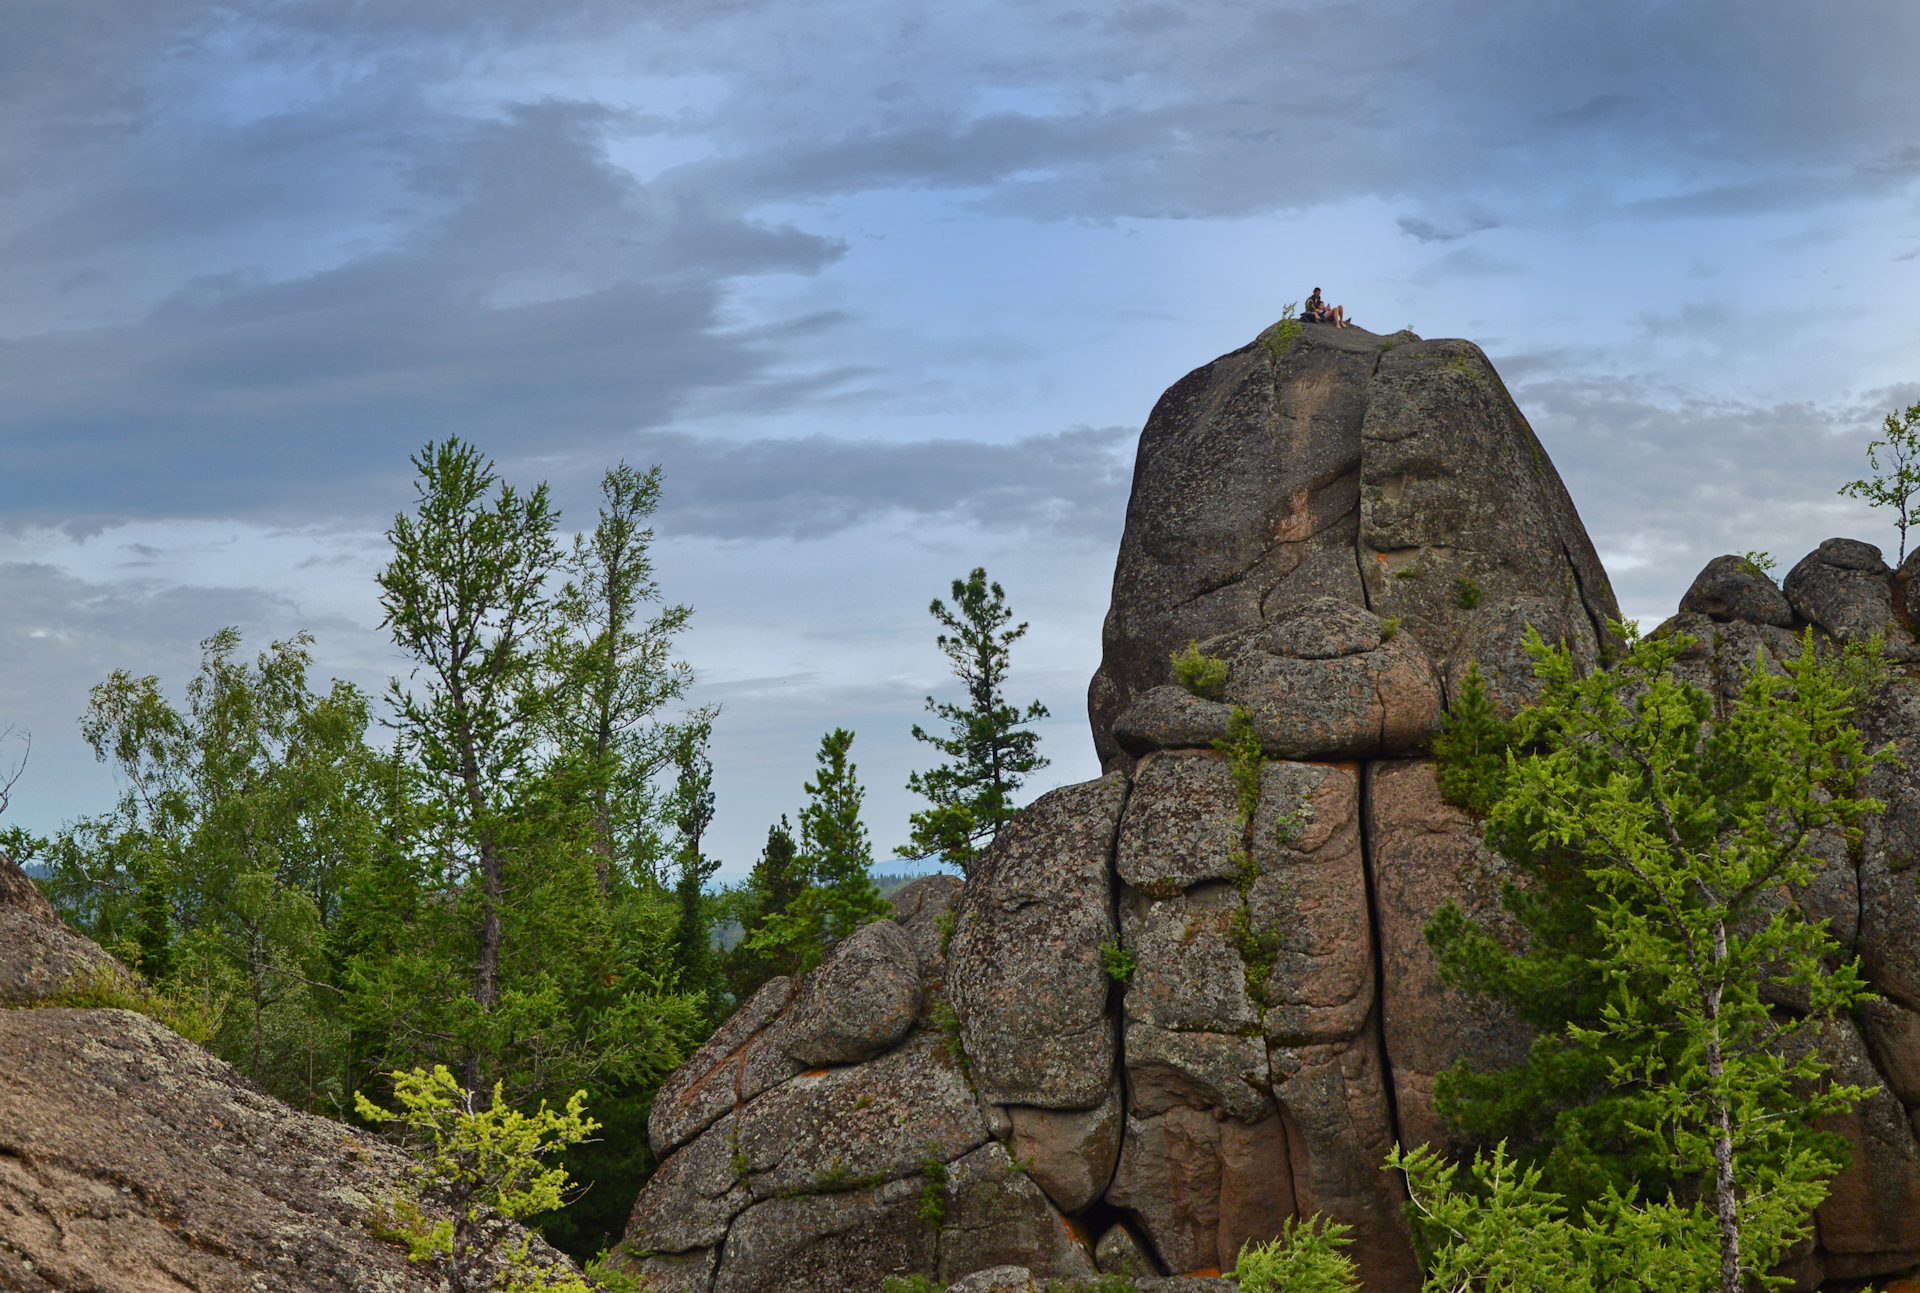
[0,849,570,1291]
[619,322,1920,1292]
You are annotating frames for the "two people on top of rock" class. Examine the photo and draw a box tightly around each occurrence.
[1303,288,1350,328]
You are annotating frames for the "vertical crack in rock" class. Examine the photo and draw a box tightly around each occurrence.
[1355,764,1406,1156]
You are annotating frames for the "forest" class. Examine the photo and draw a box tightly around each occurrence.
[0,438,1052,1263]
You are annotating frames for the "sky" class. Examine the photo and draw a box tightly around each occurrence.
[5,0,1920,876]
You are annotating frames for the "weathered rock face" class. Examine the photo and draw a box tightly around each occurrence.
[621,324,1920,1293]
[1091,324,1620,769]
[0,848,124,1006]
[0,855,569,1293]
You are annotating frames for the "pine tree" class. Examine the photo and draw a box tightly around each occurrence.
[901,569,1049,874]
[798,728,887,945]
[723,818,806,999]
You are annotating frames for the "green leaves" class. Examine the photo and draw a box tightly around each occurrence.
[1839,401,1920,562]
[356,1066,600,1293]
[1416,622,1893,1293]
[1232,1215,1359,1293]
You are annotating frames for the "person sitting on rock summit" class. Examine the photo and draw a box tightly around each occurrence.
[1303,287,1349,328]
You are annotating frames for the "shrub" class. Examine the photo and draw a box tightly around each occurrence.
[1232,1215,1359,1293]
[1378,615,1401,643]
[31,963,226,1045]
[1100,938,1137,984]
[1171,642,1230,700]
[354,1066,599,1293]
[1454,576,1483,610]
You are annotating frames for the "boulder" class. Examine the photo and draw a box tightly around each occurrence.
[937,1142,1098,1282]
[1090,324,1385,768]
[1116,752,1245,894]
[945,1267,1036,1293]
[1113,604,1443,761]
[736,1030,986,1200]
[1857,997,1920,1107]
[1364,760,1531,1155]
[0,847,125,1006]
[1649,612,1803,710]
[1005,1082,1124,1214]
[1106,1105,1292,1276]
[948,775,1126,1110]
[889,874,965,984]
[779,920,922,1067]
[1679,554,1797,627]
[626,1112,751,1255]
[1783,538,1920,660]
[0,1008,563,1293]
[1095,1224,1160,1278]
[714,1176,936,1293]
[650,975,801,1156]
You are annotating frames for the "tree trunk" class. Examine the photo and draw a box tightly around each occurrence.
[1708,921,1741,1293]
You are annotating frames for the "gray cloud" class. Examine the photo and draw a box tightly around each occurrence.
[618,424,1134,541]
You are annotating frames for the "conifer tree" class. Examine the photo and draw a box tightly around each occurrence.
[901,569,1049,873]
[798,728,887,945]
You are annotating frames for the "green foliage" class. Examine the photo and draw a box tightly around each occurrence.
[1839,400,1920,562]
[880,1277,941,1293]
[26,962,227,1044]
[1100,938,1136,983]
[1265,305,1303,359]
[1231,1215,1359,1293]
[729,729,889,997]
[1170,642,1230,700]
[1429,663,1515,816]
[1454,575,1484,609]
[1740,550,1777,578]
[33,628,382,1109]
[1421,625,1888,1290]
[901,569,1049,874]
[932,999,970,1077]
[1211,705,1264,828]
[918,1155,948,1226]
[356,1066,598,1293]
[936,908,956,953]
[1378,615,1401,643]
[31,443,716,1265]
[1392,1139,1829,1293]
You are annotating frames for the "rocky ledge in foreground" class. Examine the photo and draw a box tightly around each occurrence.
[0,849,565,1293]
[617,321,1920,1293]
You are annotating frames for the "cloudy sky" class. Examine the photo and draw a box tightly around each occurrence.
[5,0,1920,874]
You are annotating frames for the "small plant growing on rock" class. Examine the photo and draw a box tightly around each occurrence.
[41,963,226,1045]
[1378,615,1401,642]
[1454,576,1483,610]
[1232,1215,1358,1293]
[1211,706,1264,827]
[935,908,956,954]
[917,1155,948,1225]
[1170,642,1230,700]
[1100,938,1137,984]
[1740,550,1778,579]
[355,1066,597,1293]
[1264,306,1303,360]
[881,1278,941,1293]
[932,999,970,1078]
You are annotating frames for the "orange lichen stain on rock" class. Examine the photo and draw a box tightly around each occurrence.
[1187,1268,1222,1278]
[803,1068,829,1078]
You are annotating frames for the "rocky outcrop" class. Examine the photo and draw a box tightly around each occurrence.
[0,852,569,1292]
[0,847,124,1005]
[621,323,1920,1293]
[1091,324,1620,769]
